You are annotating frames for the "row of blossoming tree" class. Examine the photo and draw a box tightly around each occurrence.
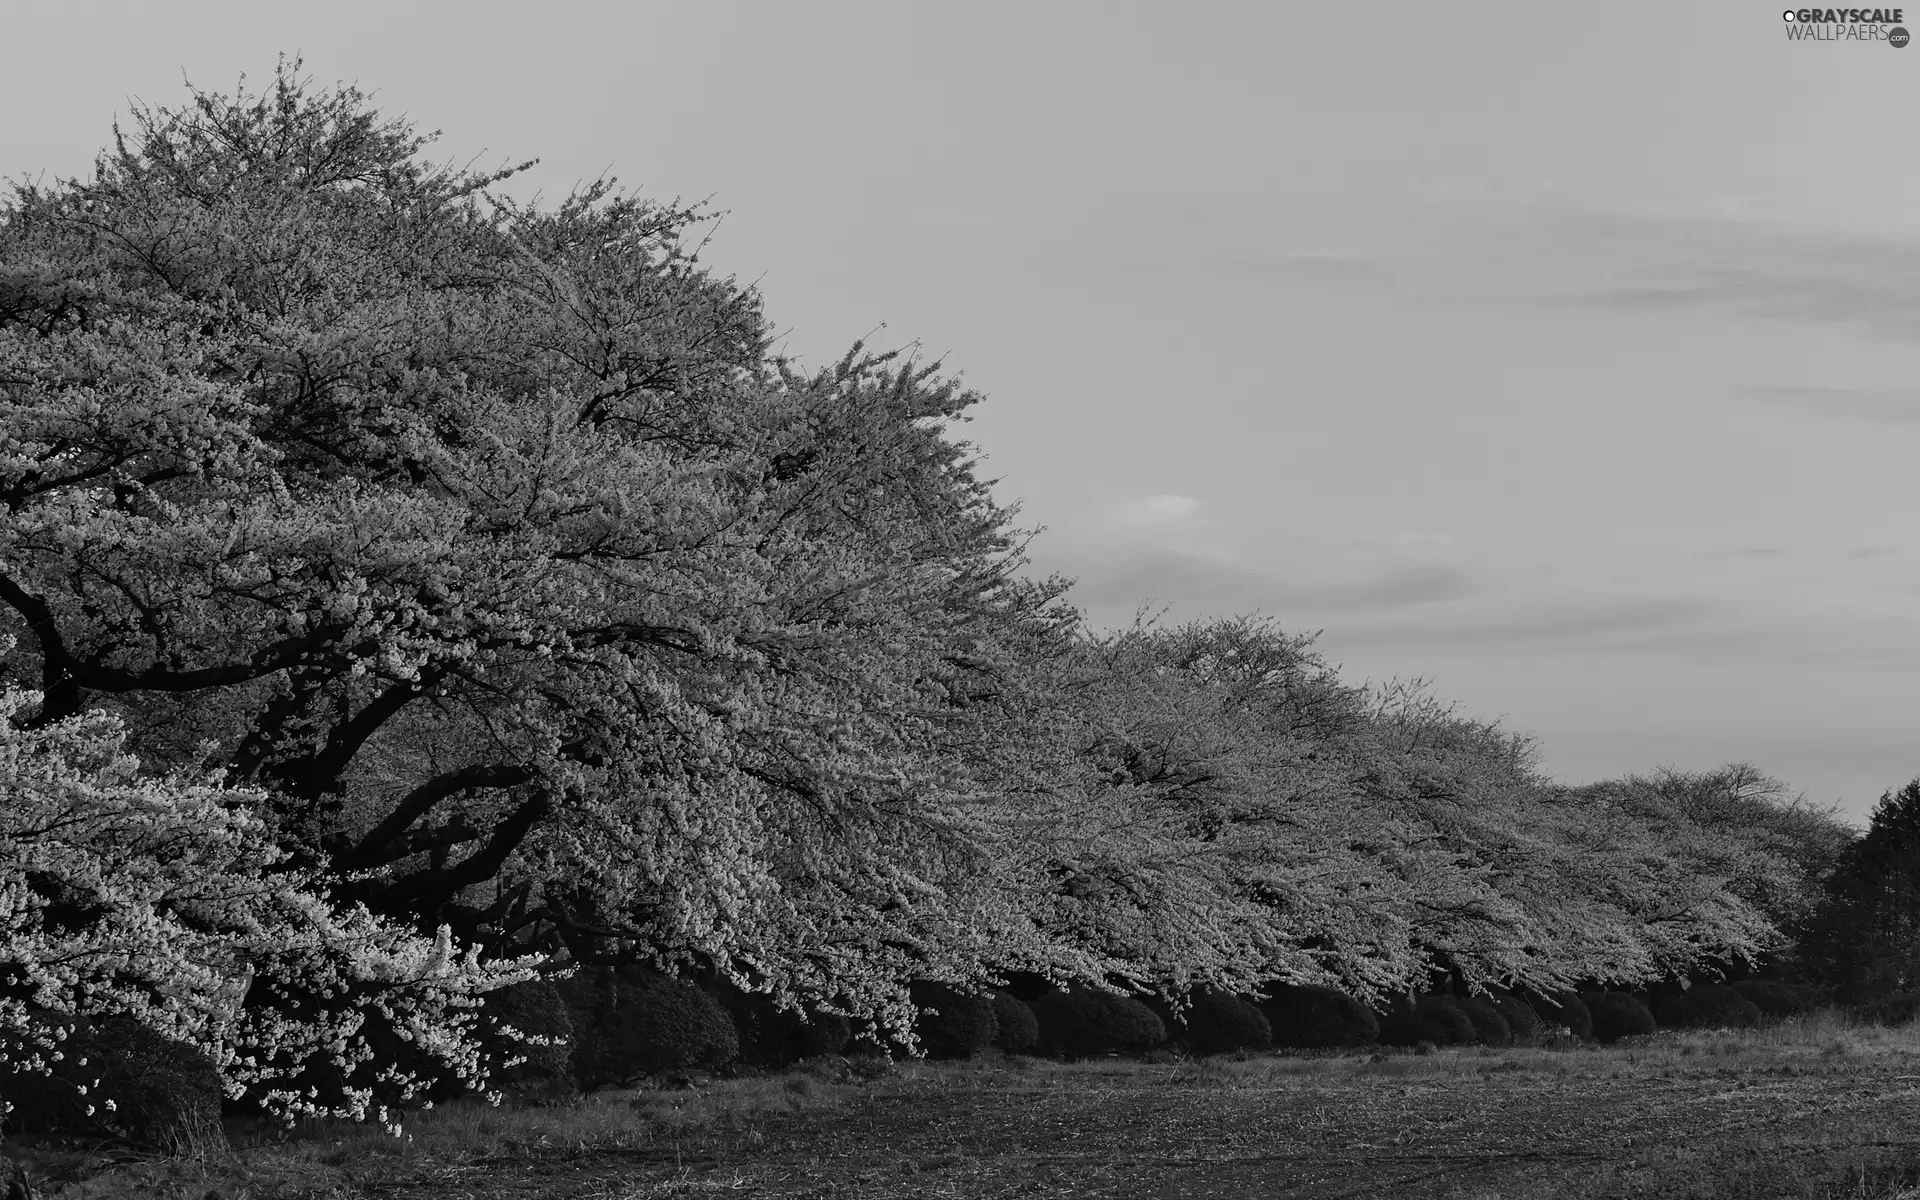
[0,61,1854,1123]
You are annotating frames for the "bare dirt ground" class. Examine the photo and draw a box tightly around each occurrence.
[352,1037,1920,1200]
[23,1026,1920,1199]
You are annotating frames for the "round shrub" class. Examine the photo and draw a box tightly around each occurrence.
[911,982,1000,1059]
[1260,984,1380,1049]
[1456,995,1513,1046]
[561,964,739,1089]
[1163,988,1272,1055]
[785,1009,853,1061]
[1643,987,1687,1028]
[1032,987,1167,1059]
[1851,992,1920,1027]
[477,979,576,1099]
[1732,980,1823,1018]
[991,989,1040,1053]
[1581,991,1656,1042]
[701,979,851,1066]
[1524,989,1594,1040]
[1488,992,1545,1043]
[1377,994,1477,1047]
[2,1015,226,1155]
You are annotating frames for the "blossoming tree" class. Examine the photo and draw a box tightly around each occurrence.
[0,673,535,1125]
[0,59,1099,1055]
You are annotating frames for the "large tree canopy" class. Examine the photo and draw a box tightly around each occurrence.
[0,63,1083,1043]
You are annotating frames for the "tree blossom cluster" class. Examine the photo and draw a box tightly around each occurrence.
[0,669,537,1127]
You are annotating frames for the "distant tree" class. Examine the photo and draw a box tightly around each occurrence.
[1798,780,1920,999]
[1565,765,1852,974]
[1540,764,1846,986]
[1038,616,1817,1003]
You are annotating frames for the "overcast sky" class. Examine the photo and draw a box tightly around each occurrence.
[8,1,1920,822]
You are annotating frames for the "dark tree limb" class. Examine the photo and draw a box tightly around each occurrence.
[355,816,483,871]
[368,790,554,914]
[0,571,83,723]
[281,666,449,800]
[342,762,533,871]
[0,568,333,726]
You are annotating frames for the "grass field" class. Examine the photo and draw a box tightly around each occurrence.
[16,1011,1920,1199]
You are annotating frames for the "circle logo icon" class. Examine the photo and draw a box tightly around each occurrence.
[1892,25,1911,46]
[1783,8,1797,19]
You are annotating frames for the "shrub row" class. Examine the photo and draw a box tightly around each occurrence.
[1261,985,1380,1049]
[395,969,1860,1101]
[1032,988,1167,1058]
[17,970,1850,1150]
[1367,989,1660,1047]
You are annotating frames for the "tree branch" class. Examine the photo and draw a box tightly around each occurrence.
[370,790,554,914]
[0,570,83,723]
[282,666,449,800]
[342,762,533,871]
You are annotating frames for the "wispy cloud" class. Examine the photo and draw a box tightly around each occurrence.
[1696,543,1903,561]
[1510,208,1920,341]
[1104,493,1203,530]
[1048,544,1477,627]
[1208,251,1385,285]
[1329,588,1920,672]
[1699,545,1785,559]
[1740,384,1920,425]
[1339,594,1732,654]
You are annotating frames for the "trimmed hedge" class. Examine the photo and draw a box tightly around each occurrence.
[1731,980,1824,1018]
[991,990,1040,1053]
[1260,984,1380,1049]
[1032,988,1167,1059]
[1378,994,1477,1047]
[1162,988,1273,1055]
[1457,995,1513,1046]
[1488,992,1545,1043]
[1581,991,1656,1043]
[911,982,1000,1059]
[1524,990,1594,1040]
[561,965,739,1089]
